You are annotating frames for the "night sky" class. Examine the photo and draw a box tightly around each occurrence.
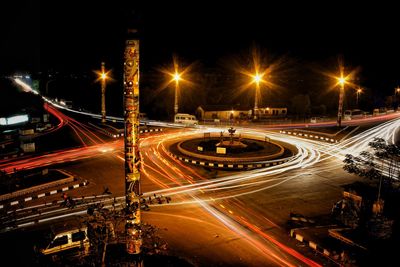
[1,1,399,108]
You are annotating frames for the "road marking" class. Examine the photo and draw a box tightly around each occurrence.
[50,190,57,195]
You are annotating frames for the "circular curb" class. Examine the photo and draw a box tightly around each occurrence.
[177,138,285,162]
[168,150,294,170]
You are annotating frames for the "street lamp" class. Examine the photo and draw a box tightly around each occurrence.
[356,88,362,107]
[100,62,108,123]
[252,72,263,120]
[394,87,400,110]
[172,71,181,115]
[336,73,347,127]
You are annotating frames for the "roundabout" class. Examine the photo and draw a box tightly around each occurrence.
[168,127,297,170]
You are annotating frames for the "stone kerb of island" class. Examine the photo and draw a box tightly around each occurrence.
[175,129,287,163]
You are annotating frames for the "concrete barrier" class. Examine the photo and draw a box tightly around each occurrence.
[0,180,89,210]
[289,228,344,263]
[280,130,339,143]
[0,170,74,201]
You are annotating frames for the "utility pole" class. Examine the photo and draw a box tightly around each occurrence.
[123,29,142,257]
[101,62,107,123]
[337,66,345,127]
[174,81,179,115]
[254,82,259,120]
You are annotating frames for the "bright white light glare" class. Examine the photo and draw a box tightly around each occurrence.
[0,115,29,125]
[173,73,181,82]
[338,77,346,86]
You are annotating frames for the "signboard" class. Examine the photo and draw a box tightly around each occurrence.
[216,147,226,154]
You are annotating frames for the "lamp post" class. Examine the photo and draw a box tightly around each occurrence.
[253,73,262,120]
[356,88,362,107]
[394,87,400,110]
[100,62,107,123]
[337,75,346,127]
[173,72,181,115]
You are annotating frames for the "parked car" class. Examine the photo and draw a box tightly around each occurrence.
[40,227,90,259]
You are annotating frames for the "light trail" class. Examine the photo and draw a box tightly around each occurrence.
[136,129,324,266]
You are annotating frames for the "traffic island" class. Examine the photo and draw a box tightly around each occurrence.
[0,169,89,210]
[168,129,296,170]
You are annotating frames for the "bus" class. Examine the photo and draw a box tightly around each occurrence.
[174,113,198,125]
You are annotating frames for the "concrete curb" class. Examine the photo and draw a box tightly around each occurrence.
[290,228,332,257]
[89,122,163,138]
[0,180,89,210]
[169,151,293,170]
[1,152,25,160]
[140,128,163,134]
[280,130,339,143]
[0,169,75,202]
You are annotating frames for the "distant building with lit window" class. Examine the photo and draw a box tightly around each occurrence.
[196,105,287,121]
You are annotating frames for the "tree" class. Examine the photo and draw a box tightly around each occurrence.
[343,137,400,201]
[343,137,400,181]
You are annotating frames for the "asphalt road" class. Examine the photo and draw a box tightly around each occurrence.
[2,112,400,266]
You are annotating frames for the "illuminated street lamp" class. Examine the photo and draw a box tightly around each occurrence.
[336,70,348,127]
[356,88,362,107]
[172,71,181,115]
[394,87,400,110]
[252,72,263,120]
[99,62,108,123]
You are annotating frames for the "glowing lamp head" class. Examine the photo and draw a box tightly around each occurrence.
[357,88,362,93]
[173,72,181,82]
[338,77,346,86]
[101,73,107,80]
[253,74,262,84]
[396,87,400,93]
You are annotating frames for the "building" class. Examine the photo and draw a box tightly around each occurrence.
[196,105,287,121]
